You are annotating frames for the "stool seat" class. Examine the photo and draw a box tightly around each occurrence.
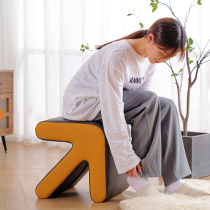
[35,117,128,202]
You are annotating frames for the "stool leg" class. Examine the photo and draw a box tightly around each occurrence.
[1,136,7,153]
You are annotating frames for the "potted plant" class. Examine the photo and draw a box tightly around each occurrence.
[80,0,210,179]
[148,0,210,179]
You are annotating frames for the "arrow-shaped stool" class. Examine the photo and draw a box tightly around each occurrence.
[35,117,128,202]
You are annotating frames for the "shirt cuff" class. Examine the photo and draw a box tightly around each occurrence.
[116,155,141,174]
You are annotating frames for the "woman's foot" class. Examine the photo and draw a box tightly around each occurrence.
[133,183,161,197]
[164,179,210,196]
[127,175,150,191]
[176,182,210,196]
[164,179,185,194]
[127,176,162,197]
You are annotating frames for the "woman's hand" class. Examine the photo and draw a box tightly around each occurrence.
[126,163,142,177]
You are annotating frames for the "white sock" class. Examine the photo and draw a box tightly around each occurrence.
[127,175,150,192]
[164,179,185,193]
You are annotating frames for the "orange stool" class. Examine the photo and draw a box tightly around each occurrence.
[35,117,128,202]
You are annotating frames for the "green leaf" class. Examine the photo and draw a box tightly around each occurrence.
[82,49,85,52]
[156,0,159,3]
[152,4,157,12]
[189,60,194,64]
[81,44,84,48]
[139,23,144,28]
[197,0,202,5]
[171,73,179,77]
[151,0,155,2]
[85,46,89,49]
[188,38,193,45]
[179,68,183,73]
[186,46,194,52]
[127,13,133,16]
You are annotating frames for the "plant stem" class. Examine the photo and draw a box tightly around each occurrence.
[175,79,185,122]
[159,2,181,23]
[184,80,191,136]
[182,51,192,136]
[184,1,195,29]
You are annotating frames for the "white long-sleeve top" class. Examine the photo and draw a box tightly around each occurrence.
[62,39,157,174]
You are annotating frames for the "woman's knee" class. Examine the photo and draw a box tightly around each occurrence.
[159,97,176,109]
[124,89,151,99]
[139,90,159,104]
[137,90,159,101]
[147,90,159,100]
[123,89,159,109]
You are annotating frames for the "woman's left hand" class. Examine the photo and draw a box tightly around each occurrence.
[126,163,142,177]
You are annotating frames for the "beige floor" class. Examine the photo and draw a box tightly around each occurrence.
[0,142,209,210]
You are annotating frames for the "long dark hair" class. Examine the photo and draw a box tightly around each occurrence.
[95,17,187,61]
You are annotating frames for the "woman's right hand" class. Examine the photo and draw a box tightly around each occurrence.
[126,163,142,177]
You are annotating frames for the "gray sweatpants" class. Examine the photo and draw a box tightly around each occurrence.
[93,89,191,187]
